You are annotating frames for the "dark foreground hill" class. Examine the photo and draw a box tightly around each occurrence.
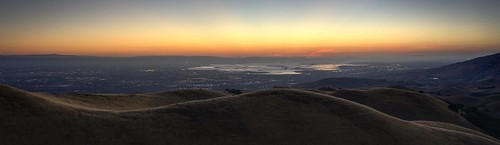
[329,88,476,129]
[447,94,500,117]
[1,85,499,145]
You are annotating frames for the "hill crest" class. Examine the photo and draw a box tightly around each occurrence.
[0,85,498,145]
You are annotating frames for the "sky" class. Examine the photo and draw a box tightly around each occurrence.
[0,0,499,56]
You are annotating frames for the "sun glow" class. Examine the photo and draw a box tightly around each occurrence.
[1,0,499,56]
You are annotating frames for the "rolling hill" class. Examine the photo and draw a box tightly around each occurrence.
[41,89,228,111]
[329,88,477,129]
[447,94,500,117]
[297,53,500,94]
[412,120,499,142]
[1,85,498,145]
[387,52,500,85]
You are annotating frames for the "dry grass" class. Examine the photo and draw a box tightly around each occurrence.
[38,89,228,111]
[329,88,477,130]
[0,85,498,145]
[413,120,500,143]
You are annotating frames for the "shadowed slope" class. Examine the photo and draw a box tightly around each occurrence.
[413,121,499,142]
[0,85,498,145]
[448,94,500,117]
[0,84,87,112]
[329,88,476,129]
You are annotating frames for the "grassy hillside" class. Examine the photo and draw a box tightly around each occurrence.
[329,88,477,129]
[413,121,499,142]
[448,94,500,117]
[39,89,228,111]
[0,85,498,145]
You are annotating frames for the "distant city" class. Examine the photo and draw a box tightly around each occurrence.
[0,55,444,93]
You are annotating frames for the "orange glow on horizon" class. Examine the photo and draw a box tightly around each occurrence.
[2,21,498,56]
[1,1,499,56]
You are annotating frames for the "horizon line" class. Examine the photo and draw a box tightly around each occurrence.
[1,50,499,58]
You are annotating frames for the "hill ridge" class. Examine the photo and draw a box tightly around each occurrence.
[329,88,477,129]
[1,85,499,145]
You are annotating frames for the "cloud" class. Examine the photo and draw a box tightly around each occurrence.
[307,48,336,57]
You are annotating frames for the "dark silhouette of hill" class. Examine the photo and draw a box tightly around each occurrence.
[423,78,500,97]
[1,85,498,145]
[448,94,500,117]
[295,77,412,89]
[413,121,499,142]
[434,53,500,82]
[387,52,500,85]
[295,53,500,97]
[329,88,477,130]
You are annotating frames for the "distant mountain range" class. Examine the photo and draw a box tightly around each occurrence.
[295,52,500,118]
[388,52,500,85]
[298,52,500,89]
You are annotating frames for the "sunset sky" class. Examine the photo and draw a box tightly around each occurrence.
[1,0,499,56]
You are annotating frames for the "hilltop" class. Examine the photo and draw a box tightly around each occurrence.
[44,89,228,111]
[0,85,498,145]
